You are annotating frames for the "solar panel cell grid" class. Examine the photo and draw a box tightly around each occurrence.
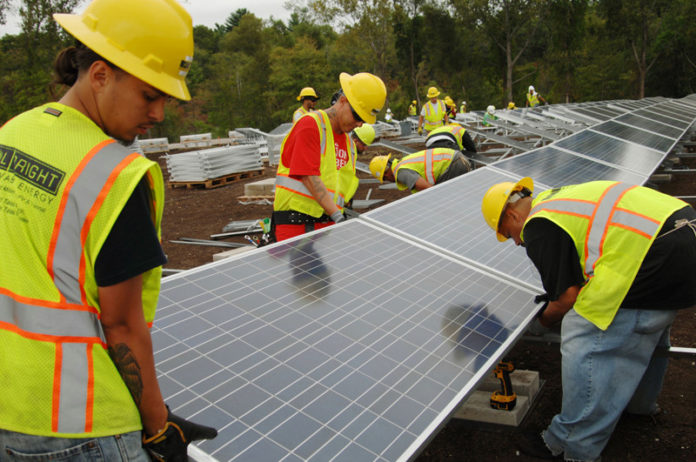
[154,221,539,461]
[591,120,675,152]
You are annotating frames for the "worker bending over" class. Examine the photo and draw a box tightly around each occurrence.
[425,124,477,156]
[369,148,472,193]
[481,178,696,462]
[0,0,217,459]
[293,87,319,122]
[417,86,448,135]
[273,72,386,241]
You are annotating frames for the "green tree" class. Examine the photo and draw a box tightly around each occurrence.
[545,0,588,103]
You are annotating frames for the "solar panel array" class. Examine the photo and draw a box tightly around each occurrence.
[154,96,696,461]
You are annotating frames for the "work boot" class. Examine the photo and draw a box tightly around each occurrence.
[517,430,563,460]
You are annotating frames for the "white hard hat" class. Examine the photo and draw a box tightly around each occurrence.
[461,101,466,105]
[487,105,495,114]
[528,85,535,92]
[386,108,392,113]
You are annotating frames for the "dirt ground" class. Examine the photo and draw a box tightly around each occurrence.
[153,145,696,462]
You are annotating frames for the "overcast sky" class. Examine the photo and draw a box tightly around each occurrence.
[0,0,293,36]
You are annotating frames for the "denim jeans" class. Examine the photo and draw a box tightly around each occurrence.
[0,429,150,461]
[543,308,677,462]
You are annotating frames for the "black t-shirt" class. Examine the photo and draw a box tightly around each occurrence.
[524,206,696,310]
[94,178,167,287]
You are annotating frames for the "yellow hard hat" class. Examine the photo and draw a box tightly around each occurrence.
[54,0,194,101]
[297,87,318,101]
[426,87,440,98]
[444,96,455,107]
[412,100,417,104]
[507,101,516,110]
[481,177,534,241]
[369,154,392,183]
[353,124,375,146]
[339,72,386,124]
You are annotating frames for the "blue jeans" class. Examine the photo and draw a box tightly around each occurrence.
[543,308,677,462]
[0,429,150,461]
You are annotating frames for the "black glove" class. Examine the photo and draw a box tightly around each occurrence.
[534,293,549,316]
[143,406,218,462]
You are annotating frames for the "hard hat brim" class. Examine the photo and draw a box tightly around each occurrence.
[54,12,193,101]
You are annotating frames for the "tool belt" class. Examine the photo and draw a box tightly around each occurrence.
[272,210,333,225]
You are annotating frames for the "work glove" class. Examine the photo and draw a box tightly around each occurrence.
[330,210,346,223]
[143,406,218,462]
[417,127,423,136]
[526,293,550,336]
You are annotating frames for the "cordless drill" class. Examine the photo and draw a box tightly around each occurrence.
[490,361,517,411]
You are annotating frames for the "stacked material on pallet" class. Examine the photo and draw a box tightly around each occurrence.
[180,133,212,148]
[165,145,262,182]
[137,137,169,153]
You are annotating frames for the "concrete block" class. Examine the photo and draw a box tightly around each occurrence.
[453,369,540,427]
[453,391,530,427]
[244,178,276,196]
[212,246,255,261]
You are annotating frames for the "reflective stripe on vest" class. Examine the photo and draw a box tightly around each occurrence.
[275,113,346,209]
[51,141,138,306]
[394,149,453,185]
[527,93,539,107]
[424,101,445,129]
[1,139,138,434]
[529,182,661,278]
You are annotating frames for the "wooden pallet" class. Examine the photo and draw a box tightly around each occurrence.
[168,169,264,190]
[237,195,274,202]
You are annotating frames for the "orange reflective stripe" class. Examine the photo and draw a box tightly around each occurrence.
[47,139,113,301]
[52,343,62,433]
[85,345,94,433]
[79,152,140,305]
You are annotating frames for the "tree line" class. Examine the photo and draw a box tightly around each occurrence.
[1,0,694,141]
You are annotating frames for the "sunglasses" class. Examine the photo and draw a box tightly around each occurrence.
[349,105,364,123]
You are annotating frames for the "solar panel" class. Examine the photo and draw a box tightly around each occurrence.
[363,168,544,288]
[554,130,663,175]
[154,220,540,461]
[649,104,694,122]
[634,108,690,129]
[491,146,646,187]
[614,113,684,139]
[591,121,676,152]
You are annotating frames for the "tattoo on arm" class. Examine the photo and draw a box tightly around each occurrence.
[108,343,144,406]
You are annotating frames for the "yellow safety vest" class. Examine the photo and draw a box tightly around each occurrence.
[525,181,686,330]
[426,125,467,151]
[274,110,355,217]
[344,136,359,204]
[392,148,456,193]
[0,103,164,437]
[527,92,539,107]
[408,104,417,116]
[293,106,310,123]
[422,100,447,131]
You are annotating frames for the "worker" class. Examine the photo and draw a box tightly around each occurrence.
[385,108,394,122]
[293,86,319,122]
[507,101,517,110]
[483,105,497,126]
[343,123,376,206]
[272,72,386,241]
[459,100,467,114]
[444,96,457,120]
[0,0,217,459]
[425,124,477,155]
[369,148,472,193]
[417,86,448,135]
[481,177,696,462]
[408,100,418,117]
[526,85,547,107]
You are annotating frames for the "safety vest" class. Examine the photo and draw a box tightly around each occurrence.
[0,103,164,437]
[527,92,539,107]
[426,125,467,151]
[344,136,359,204]
[459,104,466,113]
[422,100,447,131]
[274,110,354,217]
[293,106,310,123]
[483,112,497,126]
[408,104,417,116]
[392,148,456,193]
[524,181,686,330]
